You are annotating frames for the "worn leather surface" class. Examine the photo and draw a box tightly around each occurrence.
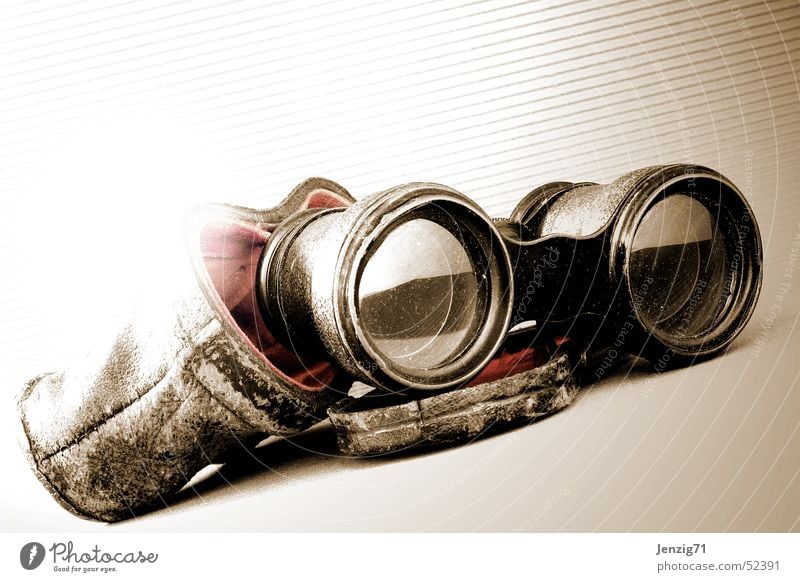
[16,178,355,523]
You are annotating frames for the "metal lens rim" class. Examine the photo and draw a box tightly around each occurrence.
[336,186,513,391]
[615,167,762,358]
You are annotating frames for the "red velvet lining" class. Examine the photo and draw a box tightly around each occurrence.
[467,335,570,385]
[199,191,348,392]
[198,191,568,393]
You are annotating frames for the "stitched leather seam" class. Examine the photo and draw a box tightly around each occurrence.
[17,385,94,519]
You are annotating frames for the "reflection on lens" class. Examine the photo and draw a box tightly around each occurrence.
[629,194,728,339]
[357,218,479,369]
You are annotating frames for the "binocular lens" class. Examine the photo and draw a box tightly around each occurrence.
[357,217,483,370]
[257,186,512,391]
[629,193,726,338]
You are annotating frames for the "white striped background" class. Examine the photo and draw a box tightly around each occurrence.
[1,1,799,532]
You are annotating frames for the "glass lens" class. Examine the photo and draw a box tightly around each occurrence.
[357,218,479,370]
[629,194,729,339]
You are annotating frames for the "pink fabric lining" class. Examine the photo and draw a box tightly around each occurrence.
[199,191,348,391]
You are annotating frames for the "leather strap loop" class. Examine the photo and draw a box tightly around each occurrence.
[328,353,577,456]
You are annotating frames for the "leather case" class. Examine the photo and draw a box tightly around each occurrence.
[17,178,356,522]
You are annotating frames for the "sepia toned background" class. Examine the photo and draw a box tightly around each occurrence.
[1,0,798,531]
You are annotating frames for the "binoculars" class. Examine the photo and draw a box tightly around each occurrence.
[18,164,762,522]
[258,164,762,392]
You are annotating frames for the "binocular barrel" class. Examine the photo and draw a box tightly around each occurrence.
[509,165,762,363]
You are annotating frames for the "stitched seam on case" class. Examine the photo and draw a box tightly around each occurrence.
[17,383,94,519]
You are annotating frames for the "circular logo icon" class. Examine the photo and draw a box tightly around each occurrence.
[20,542,46,570]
